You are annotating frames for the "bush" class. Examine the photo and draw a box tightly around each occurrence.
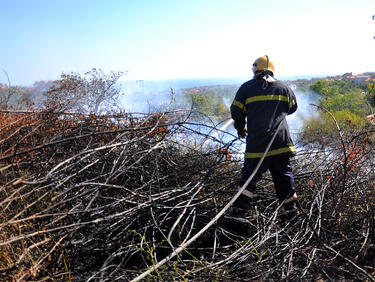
[43,68,123,114]
[301,109,369,143]
[321,90,367,116]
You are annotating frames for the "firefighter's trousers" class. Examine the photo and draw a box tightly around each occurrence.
[234,155,296,210]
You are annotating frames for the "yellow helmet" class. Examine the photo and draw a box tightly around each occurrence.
[252,55,275,74]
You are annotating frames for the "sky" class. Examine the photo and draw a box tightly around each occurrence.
[1,0,375,86]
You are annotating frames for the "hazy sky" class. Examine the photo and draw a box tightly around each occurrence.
[1,0,375,85]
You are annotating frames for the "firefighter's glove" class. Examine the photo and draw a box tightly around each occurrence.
[237,128,247,139]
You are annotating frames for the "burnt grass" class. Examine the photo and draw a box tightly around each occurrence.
[0,109,375,281]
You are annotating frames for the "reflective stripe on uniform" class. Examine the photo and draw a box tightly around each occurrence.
[245,146,296,158]
[232,100,245,111]
[289,99,296,108]
[284,193,297,204]
[237,186,255,199]
[242,189,254,199]
[245,95,289,105]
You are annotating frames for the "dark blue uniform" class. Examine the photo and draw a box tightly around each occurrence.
[230,73,297,210]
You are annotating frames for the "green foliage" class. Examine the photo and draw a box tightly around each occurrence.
[186,85,237,120]
[310,80,329,96]
[302,109,367,141]
[191,92,231,120]
[310,79,361,97]
[191,93,212,110]
[320,90,366,115]
[217,101,228,118]
[366,83,375,106]
[303,79,373,141]
[330,80,362,94]
[328,109,367,129]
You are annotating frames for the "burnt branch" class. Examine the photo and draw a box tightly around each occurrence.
[0,109,374,281]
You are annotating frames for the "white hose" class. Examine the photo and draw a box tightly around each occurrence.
[202,119,234,147]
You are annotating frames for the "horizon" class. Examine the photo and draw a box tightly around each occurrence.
[2,70,372,88]
[3,71,370,88]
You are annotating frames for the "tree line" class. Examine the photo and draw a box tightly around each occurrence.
[0,68,124,114]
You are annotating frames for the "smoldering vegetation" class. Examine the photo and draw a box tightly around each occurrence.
[0,107,374,281]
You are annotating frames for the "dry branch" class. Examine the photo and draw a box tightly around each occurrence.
[0,109,374,281]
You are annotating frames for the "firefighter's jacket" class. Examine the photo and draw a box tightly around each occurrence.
[230,75,297,159]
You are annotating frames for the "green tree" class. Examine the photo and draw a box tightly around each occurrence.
[366,83,375,106]
[191,93,212,111]
[310,80,329,96]
[310,79,359,97]
[321,90,366,115]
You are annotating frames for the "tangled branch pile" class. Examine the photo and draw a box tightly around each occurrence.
[0,109,374,281]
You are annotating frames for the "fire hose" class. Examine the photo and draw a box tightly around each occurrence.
[130,121,283,282]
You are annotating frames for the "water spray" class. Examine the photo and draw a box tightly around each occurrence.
[202,119,234,147]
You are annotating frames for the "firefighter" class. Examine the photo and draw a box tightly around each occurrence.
[230,55,297,216]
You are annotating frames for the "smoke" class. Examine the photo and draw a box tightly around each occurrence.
[120,78,236,113]
[119,79,321,143]
[119,80,188,113]
[286,88,321,140]
[222,97,232,108]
